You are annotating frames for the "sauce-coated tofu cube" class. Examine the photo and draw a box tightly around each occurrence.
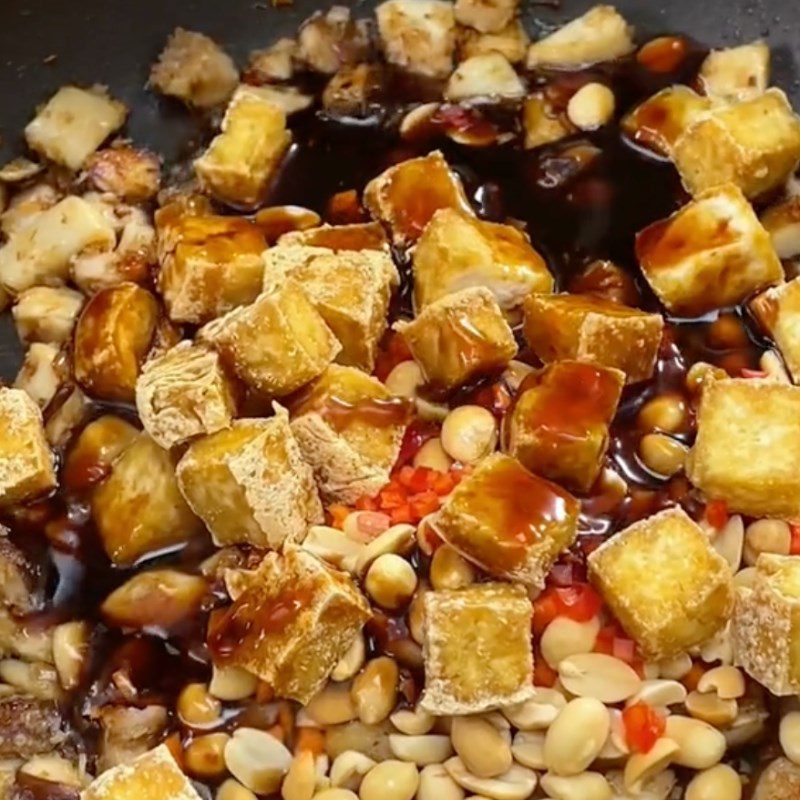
[12,287,84,344]
[521,93,575,150]
[522,293,663,384]
[396,287,517,391]
[433,453,580,586]
[458,20,530,64]
[760,195,800,260]
[290,366,411,504]
[14,342,62,411]
[136,342,237,450]
[279,222,389,252]
[455,0,516,33]
[0,389,56,507]
[413,209,553,319]
[698,40,770,103]
[176,407,323,548]
[444,53,525,101]
[588,507,734,660]
[673,89,800,199]
[504,361,624,493]
[686,379,800,518]
[635,184,782,317]
[198,281,341,397]
[207,546,370,703]
[421,583,534,715]
[364,151,474,247]
[751,278,800,381]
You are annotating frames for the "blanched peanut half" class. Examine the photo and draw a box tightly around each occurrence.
[511,731,546,770]
[316,790,359,800]
[627,679,687,709]
[282,750,316,800]
[540,771,612,800]
[408,588,427,645]
[332,635,366,682]
[558,653,642,703]
[711,515,744,572]
[52,620,89,691]
[19,755,86,788]
[597,709,629,760]
[623,737,679,792]
[451,716,512,778]
[358,760,419,800]
[390,706,434,736]
[365,554,417,609]
[216,778,258,800]
[304,526,365,572]
[696,665,745,700]
[658,653,692,681]
[417,763,464,800]
[389,734,453,765]
[733,567,758,590]
[440,405,498,464]
[444,758,538,800]
[684,691,738,727]
[186,733,230,779]
[224,727,293,794]
[637,393,687,433]
[638,433,688,477]
[385,361,423,398]
[351,657,399,725]
[541,615,600,669]
[566,82,615,131]
[306,682,358,725]
[501,688,566,730]
[664,715,726,769]
[430,545,477,591]
[696,624,734,666]
[209,664,258,701]
[780,711,800,765]
[743,519,790,565]
[356,525,415,576]
[177,683,221,728]
[544,697,610,776]
[330,751,375,791]
[685,764,742,800]
[414,438,453,473]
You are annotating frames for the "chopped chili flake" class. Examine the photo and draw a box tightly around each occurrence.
[533,583,603,635]
[328,504,351,530]
[704,499,729,530]
[594,625,638,665]
[741,367,768,379]
[791,524,800,555]
[533,656,558,687]
[374,331,412,382]
[623,701,666,754]
[682,661,706,692]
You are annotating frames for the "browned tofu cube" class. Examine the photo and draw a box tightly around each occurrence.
[363,151,475,247]
[588,507,734,660]
[521,93,575,150]
[0,528,39,613]
[289,366,410,504]
[432,453,580,586]
[635,184,783,317]
[522,293,663,384]
[86,144,162,203]
[686,378,800,518]
[0,388,56,506]
[504,361,624,493]
[73,282,160,403]
[296,7,371,75]
[207,546,370,703]
[760,195,800,259]
[698,40,770,104]
[279,222,389,252]
[176,406,323,548]
[751,278,800,381]
[396,287,517,391]
[673,89,800,199]
[455,0,517,33]
[155,204,267,324]
[753,758,800,800]
[458,20,530,64]
[421,583,534,715]
[92,433,202,565]
[14,342,62,411]
[444,53,525,102]
[136,342,237,450]
[12,286,84,344]
[198,281,341,397]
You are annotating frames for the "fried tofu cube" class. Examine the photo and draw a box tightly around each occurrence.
[198,281,341,397]
[323,63,385,114]
[421,583,534,715]
[673,89,800,199]
[458,20,530,64]
[92,433,202,565]
[296,7,372,75]
[396,287,517,391]
[525,5,634,69]
[413,208,553,319]
[245,38,297,84]
[444,53,525,101]
[751,278,800,381]
[588,507,734,659]
[522,293,663,384]
[14,343,62,411]
[0,389,56,506]
[635,184,783,317]
[686,379,800,518]
[364,151,474,248]
[195,86,292,209]
[753,758,800,800]
[155,204,267,324]
[699,40,770,103]
[760,196,800,259]
[85,144,161,203]
[25,86,127,170]
[455,0,516,33]
[432,453,579,586]
[0,529,39,614]
[279,222,389,252]
[522,93,575,150]
[376,0,456,78]
[207,546,370,703]
[12,286,84,344]
[176,407,323,548]
[136,342,237,450]
[290,366,410,504]
[82,744,202,800]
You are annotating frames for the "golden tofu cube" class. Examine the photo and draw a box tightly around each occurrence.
[751,278,800,381]
[207,546,370,703]
[296,7,371,75]
[522,93,575,150]
[12,286,84,344]
[588,507,734,660]
[195,86,292,209]
[673,89,800,199]
[686,378,800,518]
[421,583,534,715]
[505,361,624,493]
[444,53,525,102]
[760,195,800,259]
[433,453,580,586]
[136,342,237,450]
[363,151,474,248]
[458,20,530,65]
[155,204,267,324]
[14,342,62,410]
[279,222,389,252]
[0,388,56,506]
[198,281,341,397]
[176,406,323,548]
[85,143,162,203]
[635,183,782,317]
[753,758,800,800]
[289,365,410,504]
[74,282,160,403]
[698,40,770,103]
[522,293,663,384]
[396,287,517,391]
[413,208,553,319]
[92,433,202,565]
[82,744,202,800]
[454,0,516,33]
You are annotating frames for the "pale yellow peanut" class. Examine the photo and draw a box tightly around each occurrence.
[684,764,741,800]
[408,587,427,644]
[358,760,418,800]
[697,665,745,700]
[566,83,615,131]
[623,738,679,792]
[389,734,453,765]
[332,636,366,682]
[330,751,376,791]
[510,731,546,770]
[186,733,230,780]
[710,515,744,571]
[315,790,359,800]
[664,715,726,769]
[414,438,453,472]
[540,771,612,800]
[780,711,800,765]
[685,691,738,727]
[306,682,358,725]
[440,405,497,464]
[658,653,692,680]
[52,621,89,691]
[365,554,417,609]
[282,751,316,800]
[216,779,258,800]
[385,361,423,398]
[443,759,538,800]
[557,653,641,703]
[638,433,688,477]
[430,545,476,591]
[502,688,566,730]
[544,698,609,776]
[351,657,399,725]
[541,616,600,670]
[390,706,434,736]
[743,519,790,565]
[209,665,258,701]
[637,394,687,433]
[451,716,512,778]
[178,682,222,727]
[417,763,465,800]
[224,727,293,794]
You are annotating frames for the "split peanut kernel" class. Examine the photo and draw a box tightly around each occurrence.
[685,691,738,727]
[637,394,688,433]
[365,554,417,609]
[216,779,258,800]
[209,665,258,701]
[743,518,791,565]
[440,405,498,464]
[566,83,616,131]
[780,711,800,765]
[316,791,359,800]
[330,751,376,791]
[385,361,423,398]
[178,682,222,727]
[540,770,612,800]
[696,665,745,699]
[186,733,230,780]
[664,715,726,769]
[557,653,642,703]
[281,750,316,800]
[306,682,358,726]
[541,615,600,670]
[544,697,609,776]
[443,758,538,800]
[638,433,688,477]
[417,763,464,800]
[451,716,513,778]
[332,635,366,682]
[684,764,742,800]
[351,657,399,725]
[390,706,435,736]
[413,437,453,472]
[224,727,293,794]
[430,545,477,591]
[511,731,547,770]
[388,733,453,765]
[358,760,419,800]
[502,688,566,730]
[623,737,679,792]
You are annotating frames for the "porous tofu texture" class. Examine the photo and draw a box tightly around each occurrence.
[635,183,783,317]
[753,758,800,800]
[278,222,389,252]
[14,342,62,410]
[376,0,457,78]
[504,361,624,493]
[458,20,530,64]
[698,40,770,103]
[444,53,525,101]
[177,406,323,548]
[588,507,734,660]
[433,453,580,586]
[198,281,341,398]
[207,546,370,703]
[421,583,535,715]
[363,151,475,247]
[673,89,800,199]
[751,277,800,381]
[454,0,516,33]
[396,286,517,391]
[13,286,84,345]
[522,293,663,384]
[686,378,800,518]
[195,86,292,209]
[0,389,55,507]
[760,195,800,259]
[412,208,553,317]
[289,366,411,504]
